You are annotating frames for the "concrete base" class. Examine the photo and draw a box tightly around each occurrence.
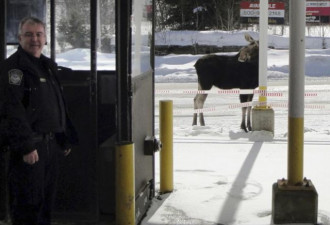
[252,107,274,133]
[272,179,318,224]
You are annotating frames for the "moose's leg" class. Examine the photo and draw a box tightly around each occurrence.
[193,93,208,126]
[239,94,250,132]
[241,107,248,132]
[193,94,198,125]
[246,94,254,131]
[246,106,252,131]
[192,113,198,126]
[199,113,205,126]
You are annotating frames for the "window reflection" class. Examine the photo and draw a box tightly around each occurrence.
[131,0,153,76]
[55,0,116,71]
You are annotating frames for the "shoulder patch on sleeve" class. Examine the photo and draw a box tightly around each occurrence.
[8,69,24,85]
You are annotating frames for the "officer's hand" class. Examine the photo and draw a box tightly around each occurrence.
[23,150,39,165]
[63,149,71,157]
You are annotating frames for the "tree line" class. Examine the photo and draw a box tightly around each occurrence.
[55,0,290,51]
[55,0,115,52]
[155,0,288,31]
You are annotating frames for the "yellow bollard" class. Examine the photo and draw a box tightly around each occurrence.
[116,142,135,225]
[252,86,275,134]
[287,117,304,185]
[159,100,173,193]
[258,85,268,108]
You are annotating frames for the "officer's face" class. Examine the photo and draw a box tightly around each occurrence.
[18,22,46,58]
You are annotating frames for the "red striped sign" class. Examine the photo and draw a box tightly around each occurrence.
[240,1,285,24]
[306,1,330,16]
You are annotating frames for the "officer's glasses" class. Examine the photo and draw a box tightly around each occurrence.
[22,32,45,39]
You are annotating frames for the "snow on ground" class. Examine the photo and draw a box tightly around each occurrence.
[143,142,330,225]
[147,80,330,225]
[51,29,330,225]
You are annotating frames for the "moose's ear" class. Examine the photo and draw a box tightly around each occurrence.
[244,33,254,43]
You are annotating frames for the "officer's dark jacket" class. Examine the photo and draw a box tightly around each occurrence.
[0,46,78,155]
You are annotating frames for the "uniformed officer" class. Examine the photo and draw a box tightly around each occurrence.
[0,17,78,225]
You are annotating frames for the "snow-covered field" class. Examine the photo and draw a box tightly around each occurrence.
[147,80,330,225]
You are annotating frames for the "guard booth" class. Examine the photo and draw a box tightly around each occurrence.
[0,0,156,224]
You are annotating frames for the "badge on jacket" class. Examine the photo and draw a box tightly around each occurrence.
[8,69,23,85]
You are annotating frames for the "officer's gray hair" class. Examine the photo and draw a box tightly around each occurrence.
[18,17,46,36]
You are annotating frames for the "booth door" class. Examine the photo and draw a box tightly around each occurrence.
[132,71,155,222]
[131,0,156,221]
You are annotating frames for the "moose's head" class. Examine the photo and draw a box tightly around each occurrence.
[238,33,259,63]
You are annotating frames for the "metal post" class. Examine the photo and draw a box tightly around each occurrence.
[50,0,55,61]
[272,1,318,224]
[258,0,268,107]
[87,0,100,220]
[159,100,173,193]
[252,0,274,134]
[0,0,6,61]
[91,0,98,91]
[115,0,135,224]
[151,0,156,195]
[287,0,306,185]
[116,0,132,142]
[116,143,135,225]
[0,0,8,221]
[90,0,99,150]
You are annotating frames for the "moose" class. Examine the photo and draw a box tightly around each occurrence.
[192,33,259,132]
